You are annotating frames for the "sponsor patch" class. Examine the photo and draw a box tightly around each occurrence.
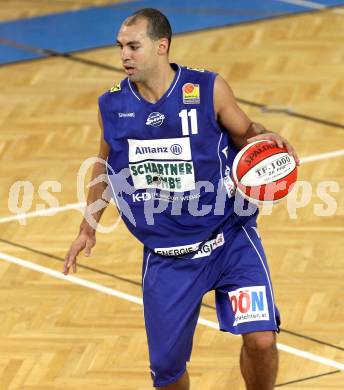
[110,83,121,93]
[155,232,224,258]
[155,242,201,257]
[146,112,165,126]
[183,83,200,104]
[118,112,135,118]
[128,138,191,162]
[228,286,269,326]
[129,160,195,191]
[186,67,205,72]
[192,233,225,259]
[128,138,195,191]
[132,191,201,203]
[170,144,183,155]
[224,166,236,198]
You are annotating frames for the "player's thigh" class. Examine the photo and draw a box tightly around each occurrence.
[142,249,205,386]
[214,223,280,335]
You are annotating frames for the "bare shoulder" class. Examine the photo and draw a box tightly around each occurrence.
[214,74,228,88]
[212,74,251,144]
[214,75,236,114]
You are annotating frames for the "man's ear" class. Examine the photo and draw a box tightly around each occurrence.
[157,37,169,55]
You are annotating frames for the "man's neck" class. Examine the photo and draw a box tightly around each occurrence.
[134,63,176,104]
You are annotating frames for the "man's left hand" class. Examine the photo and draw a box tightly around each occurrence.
[248,133,300,166]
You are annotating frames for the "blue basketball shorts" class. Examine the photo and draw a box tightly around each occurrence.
[141,216,280,388]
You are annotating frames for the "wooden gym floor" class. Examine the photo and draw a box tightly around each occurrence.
[0,1,343,389]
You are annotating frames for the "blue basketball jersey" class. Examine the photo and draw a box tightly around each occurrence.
[99,63,246,252]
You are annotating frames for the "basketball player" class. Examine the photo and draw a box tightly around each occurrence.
[64,8,299,390]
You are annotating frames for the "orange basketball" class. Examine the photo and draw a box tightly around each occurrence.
[232,140,297,203]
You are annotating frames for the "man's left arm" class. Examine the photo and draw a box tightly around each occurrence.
[214,75,300,165]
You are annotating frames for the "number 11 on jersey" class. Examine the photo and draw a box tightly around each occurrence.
[179,109,198,136]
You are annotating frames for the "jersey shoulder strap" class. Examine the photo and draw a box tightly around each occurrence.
[99,78,130,110]
[181,65,217,81]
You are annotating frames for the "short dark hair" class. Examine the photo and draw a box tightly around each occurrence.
[126,8,172,51]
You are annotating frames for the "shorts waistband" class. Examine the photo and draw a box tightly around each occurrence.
[154,232,225,259]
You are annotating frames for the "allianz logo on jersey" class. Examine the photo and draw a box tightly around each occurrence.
[128,137,195,191]
[128,138,191,162]
[135,144,183,156]
[146,112,165,126]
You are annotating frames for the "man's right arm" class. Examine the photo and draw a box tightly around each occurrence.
[63,110,110,275]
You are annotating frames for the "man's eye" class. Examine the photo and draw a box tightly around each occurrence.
[130,46,139,50]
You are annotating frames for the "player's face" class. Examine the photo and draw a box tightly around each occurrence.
[117,19,158,82]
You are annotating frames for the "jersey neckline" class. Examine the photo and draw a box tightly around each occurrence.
[127,63,181,107]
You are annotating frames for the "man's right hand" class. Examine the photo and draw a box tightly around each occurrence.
[63,110,108,276]
[63,231,96,275]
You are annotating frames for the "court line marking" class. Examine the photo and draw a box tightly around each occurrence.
[0,202,86,224]
[277,0,326,9]
[300,149,344,164]
[276,0,344,13]
[0,148,343,225]
[0,251,343,371]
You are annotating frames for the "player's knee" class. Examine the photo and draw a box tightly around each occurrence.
[242,331,276,353]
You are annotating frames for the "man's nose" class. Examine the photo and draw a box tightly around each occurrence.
[121,46,131,61]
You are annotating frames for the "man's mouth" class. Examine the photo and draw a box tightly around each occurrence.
[123,65,136,76]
